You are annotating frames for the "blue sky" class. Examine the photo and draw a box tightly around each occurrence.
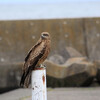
[0,0,100,20]
[0,0,100,4]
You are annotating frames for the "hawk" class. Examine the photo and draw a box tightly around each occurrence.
[20,32,51,88]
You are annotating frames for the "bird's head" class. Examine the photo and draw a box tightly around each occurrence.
[41,32,50,40]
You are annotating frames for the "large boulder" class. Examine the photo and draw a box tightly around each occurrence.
[48,55,65,64]
[48,47,84,64]
[45,58,97,87]
[65,47,82,58]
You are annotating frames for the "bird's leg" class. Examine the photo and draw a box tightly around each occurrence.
[40,64,44,68]
[39,64,46,68]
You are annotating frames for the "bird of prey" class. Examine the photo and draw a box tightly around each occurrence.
[20,32,51,88]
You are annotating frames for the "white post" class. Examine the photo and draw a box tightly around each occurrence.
[32,68,47,100]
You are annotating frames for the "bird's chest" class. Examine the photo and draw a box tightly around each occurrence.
[38,45,50,64]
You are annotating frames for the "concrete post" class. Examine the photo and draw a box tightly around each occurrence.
[32,68,47,100]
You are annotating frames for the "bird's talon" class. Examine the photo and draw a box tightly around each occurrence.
[40,64,45,68]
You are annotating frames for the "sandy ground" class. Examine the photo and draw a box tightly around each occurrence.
[0,88,100,100]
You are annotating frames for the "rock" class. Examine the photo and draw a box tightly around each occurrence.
[45,58,97,87]
[48,54,65,64]
[63,57,87,66]
[94,60,100,84]
[48,47,86,65]
[65,47,83,58]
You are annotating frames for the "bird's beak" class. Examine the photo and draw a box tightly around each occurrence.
[41,34,45,39]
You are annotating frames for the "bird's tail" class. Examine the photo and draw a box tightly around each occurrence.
[20,70,31,88]
[20,72,25,87]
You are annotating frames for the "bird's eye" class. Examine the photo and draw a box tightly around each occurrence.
[43,34,48,36]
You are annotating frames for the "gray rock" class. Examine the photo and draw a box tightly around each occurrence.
[48,54,65,64]
[45,58,97,87]
[48,47,85,65]
[65,47,82,58]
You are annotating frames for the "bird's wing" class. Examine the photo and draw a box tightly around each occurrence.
[22,39,42,72]
[24,40,46,71]
[20,40,46,87]
[28,42,46,67]
[21,42,46,84]
[25,39,42,62]
[29,44,46,67]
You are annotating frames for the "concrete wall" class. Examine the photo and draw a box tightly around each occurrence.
[0,18,100,64]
